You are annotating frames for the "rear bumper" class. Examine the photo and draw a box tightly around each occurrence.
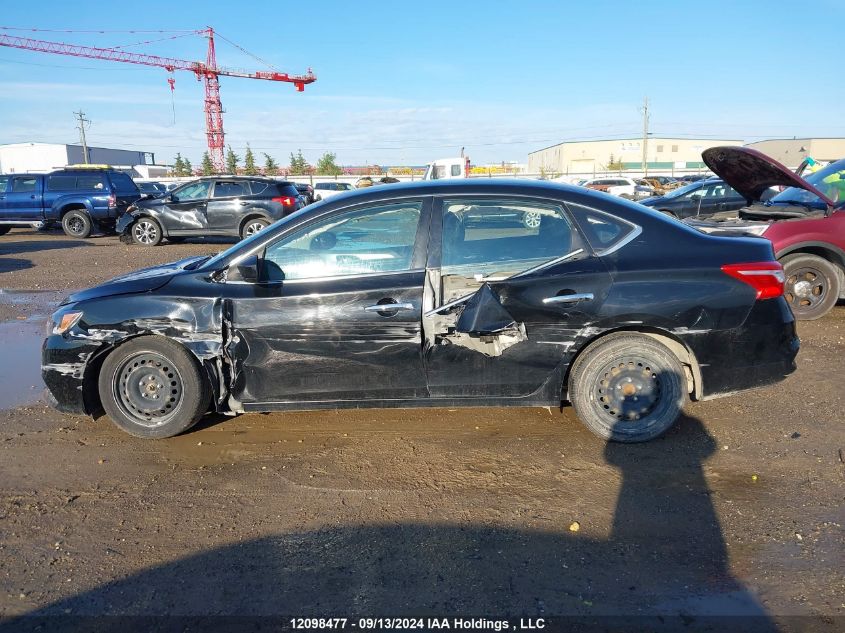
[681,298,799,398]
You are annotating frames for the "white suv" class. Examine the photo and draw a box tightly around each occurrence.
[313,181,355,201]
[580,177,640,198]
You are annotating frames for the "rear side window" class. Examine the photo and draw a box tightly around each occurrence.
[74,174,106,190]
[47,175,77,191]
[315,183,330,190]
[568,203,638,255]
[108,172,139,194]
[213,181,250,198]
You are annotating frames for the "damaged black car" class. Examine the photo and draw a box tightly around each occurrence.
[43,180,799,442]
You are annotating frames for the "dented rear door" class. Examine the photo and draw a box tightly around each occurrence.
[422,196,613,400]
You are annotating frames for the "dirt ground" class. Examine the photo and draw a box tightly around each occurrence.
[0,229,843,629]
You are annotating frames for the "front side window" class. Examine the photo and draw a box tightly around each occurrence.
[213,181,249,198]
[0,176,8,193]
[174,181,211,201]
[568,203,638,255]
[441,198,577,278]
[11,177,37,193]
[261,200,423,281]
[339,183,353,190]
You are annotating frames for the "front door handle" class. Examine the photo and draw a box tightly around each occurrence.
[239,201,250,205]
[542,292,594,305]
[365,302,415,312]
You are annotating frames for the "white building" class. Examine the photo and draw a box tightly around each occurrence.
[528,137,742,176]
[0,142,162,175]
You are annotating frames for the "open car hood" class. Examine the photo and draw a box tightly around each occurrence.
[702,146,836,207]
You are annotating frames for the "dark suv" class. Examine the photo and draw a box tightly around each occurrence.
[0,167,141,238]
[117,177,304,246]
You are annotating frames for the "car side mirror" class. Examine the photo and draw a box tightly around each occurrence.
[227,254,259,283]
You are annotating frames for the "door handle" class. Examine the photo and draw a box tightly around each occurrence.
[542,293,594,305]
[30,195,36,199]
[365,302,415,312]
[239,201,250,205]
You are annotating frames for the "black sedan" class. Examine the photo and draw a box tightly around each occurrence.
[43,180,798,442]
[117,177,303,245]
[639,179,753,219]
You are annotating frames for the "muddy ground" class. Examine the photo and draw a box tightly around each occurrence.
[0,229,842,629]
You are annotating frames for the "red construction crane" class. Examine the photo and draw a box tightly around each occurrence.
[0,27,316,171]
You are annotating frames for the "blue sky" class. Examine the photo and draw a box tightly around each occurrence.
[1,0,844,167]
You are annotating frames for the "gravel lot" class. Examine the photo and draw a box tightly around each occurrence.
[0,229,843,628]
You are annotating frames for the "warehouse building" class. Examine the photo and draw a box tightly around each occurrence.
[0,142,163,176]
[527,137,742,176]
[744,138,845,169]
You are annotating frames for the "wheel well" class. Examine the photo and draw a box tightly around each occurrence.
[81,335,218,416]
[59,204,88,219]
[239,213,270,232]
[780,246,845,270]
[563,326,702,402]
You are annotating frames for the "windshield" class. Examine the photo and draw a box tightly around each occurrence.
[770,158,845,209]
[661,181,702,199]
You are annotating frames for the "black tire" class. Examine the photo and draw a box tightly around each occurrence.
[131,217,163,246]
[568,333,687,443]
[240,217,269,240]
[62,210,92,238]
[781,253,841,320]
[98,336,210,439]
[0,226,10,236]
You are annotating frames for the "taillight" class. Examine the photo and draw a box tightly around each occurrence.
[108,194,117,208]
[272,196,296,207]
[721,261,785,300]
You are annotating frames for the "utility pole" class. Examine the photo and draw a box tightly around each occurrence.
[640,96,649,177]
[74,110,91,164]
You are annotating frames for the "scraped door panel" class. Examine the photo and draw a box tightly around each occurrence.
[228,273,428,404]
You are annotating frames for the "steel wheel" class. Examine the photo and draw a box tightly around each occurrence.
[522,211,542,229]
[112,352,184,428]
[594,357,662,423]
[781,254,840,320]
[132,219,161,246]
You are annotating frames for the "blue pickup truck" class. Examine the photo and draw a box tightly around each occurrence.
[0,167,141,238]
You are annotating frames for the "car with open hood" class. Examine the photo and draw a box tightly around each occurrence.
[686,146,845,320]
[43,179,797,443]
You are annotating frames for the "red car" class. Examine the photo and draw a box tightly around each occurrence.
[688,146,845,320]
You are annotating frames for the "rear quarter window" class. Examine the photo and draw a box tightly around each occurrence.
[249,180,270,195]
[74,174,106,190]
[275,183,299,197]
[567,203,639,255]
[108,172,139,194]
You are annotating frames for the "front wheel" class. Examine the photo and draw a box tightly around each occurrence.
[131,217,163,246]
[782,253,841,320]
[568,333,687,443]
[241,218,269,240]
[62,210,92,238]
[98,336,210,439]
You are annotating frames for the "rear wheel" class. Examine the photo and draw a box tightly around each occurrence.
[241,217,269,240]
[568,333,687,443]
[98,336,210,439]
[62,210,92,238]
[782,253,841,320]
[131,217,163,246]
[522,210,542,229]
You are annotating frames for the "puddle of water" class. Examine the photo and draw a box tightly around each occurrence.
[0,320,47,409]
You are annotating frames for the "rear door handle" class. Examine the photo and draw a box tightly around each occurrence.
[365,302,415,312]
[542,293,594,305]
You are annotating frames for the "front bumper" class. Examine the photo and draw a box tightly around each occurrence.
[41,333,103,416]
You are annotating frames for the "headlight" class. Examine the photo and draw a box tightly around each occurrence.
[740,225,769,236]
[52,311,83,335]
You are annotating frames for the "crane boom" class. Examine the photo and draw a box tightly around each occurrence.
[0,28,316,170]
